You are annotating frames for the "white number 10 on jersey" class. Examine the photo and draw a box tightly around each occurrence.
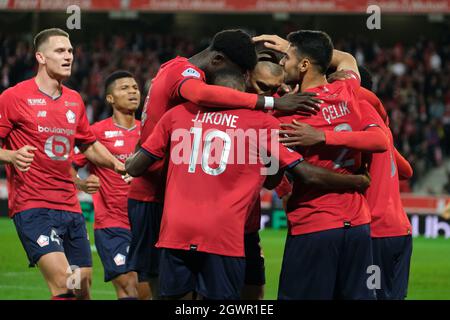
[188,127,231,176]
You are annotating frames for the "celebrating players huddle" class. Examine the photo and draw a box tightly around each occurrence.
[0,27,413,301]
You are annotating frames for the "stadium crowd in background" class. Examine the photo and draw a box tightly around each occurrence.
[0,32,449,190]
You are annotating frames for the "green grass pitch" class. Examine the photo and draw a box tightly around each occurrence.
[0,217,449,300]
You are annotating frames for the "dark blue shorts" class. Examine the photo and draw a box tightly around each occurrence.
[278,224,376,300]
[94,227,132,282]
[244,232,265,286]
[13,208,92,268]
[127,199,163,282]
[159,248,245,300]
[372,235,412,300]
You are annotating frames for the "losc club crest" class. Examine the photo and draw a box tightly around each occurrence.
[113,253,126,266]
[37,235,49,247]
[66,110,76,124]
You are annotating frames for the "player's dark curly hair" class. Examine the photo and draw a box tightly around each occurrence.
[287,30,333,74]
[104,70,134,94]
[210,29,257,72]
[358,65,374,90]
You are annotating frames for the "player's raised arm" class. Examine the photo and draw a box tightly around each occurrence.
[330,49,360,79]
[180,79,321,115]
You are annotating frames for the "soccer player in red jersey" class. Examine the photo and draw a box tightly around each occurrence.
[124,68,371,300]
[241,50,286,300]
[0,28,126,300]
[255,31,379,299]
[72,71,142,300]
[127,29,323,298]
[280,67,414,299]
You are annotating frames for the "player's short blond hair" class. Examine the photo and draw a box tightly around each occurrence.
[33,28,69,52]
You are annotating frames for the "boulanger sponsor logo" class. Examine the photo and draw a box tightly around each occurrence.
[66,110,76,124]
[113,253,126,266]
[27,98,46,106]
[115,152,133,161]
[37,235,50,247]
[38,125,75,136]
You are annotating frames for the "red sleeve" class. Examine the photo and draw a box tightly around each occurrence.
[169,64,206,100]
[394,148,413,180]
[141,109,172,159]
[358,87,388,124]
[324,128,388,153]
[75,100,96,147]
[179,79,258,110]
[261,114,303,170]
[274,175,293,198]
[0,90,17,139]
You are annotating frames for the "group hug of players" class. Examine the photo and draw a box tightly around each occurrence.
[0,27,413,300]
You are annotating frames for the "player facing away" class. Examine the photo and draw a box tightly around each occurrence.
[72,71,142,299]
[124,69,371,300]
[126,29,322,299]
[281,67,413,300]
[0,28,126,300]
[255,31,378,299]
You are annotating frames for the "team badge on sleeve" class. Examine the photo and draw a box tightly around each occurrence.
[66,110,76,124]
[182,68,201,79]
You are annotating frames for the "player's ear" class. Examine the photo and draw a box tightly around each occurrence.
[106,93,114,106]
[298,58,310,73]
[35,51,45,65]
[211,53,226,66]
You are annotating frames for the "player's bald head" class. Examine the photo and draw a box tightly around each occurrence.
[34,28,70,52]
[256,61,284,77]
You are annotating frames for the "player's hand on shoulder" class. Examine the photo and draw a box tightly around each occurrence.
[76,174,100,194]
[279,119,325,147]
[274,92,322,116]
[10,145,37,172]
[252,34,290,53]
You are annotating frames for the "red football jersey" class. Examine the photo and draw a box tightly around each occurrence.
[0,78,96,217]
[128,57,206,203]
[141,102,302,257]
[277,74,371,235]
[245,195,261,234]
[358,100,412,237]
[73,117,140,230]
